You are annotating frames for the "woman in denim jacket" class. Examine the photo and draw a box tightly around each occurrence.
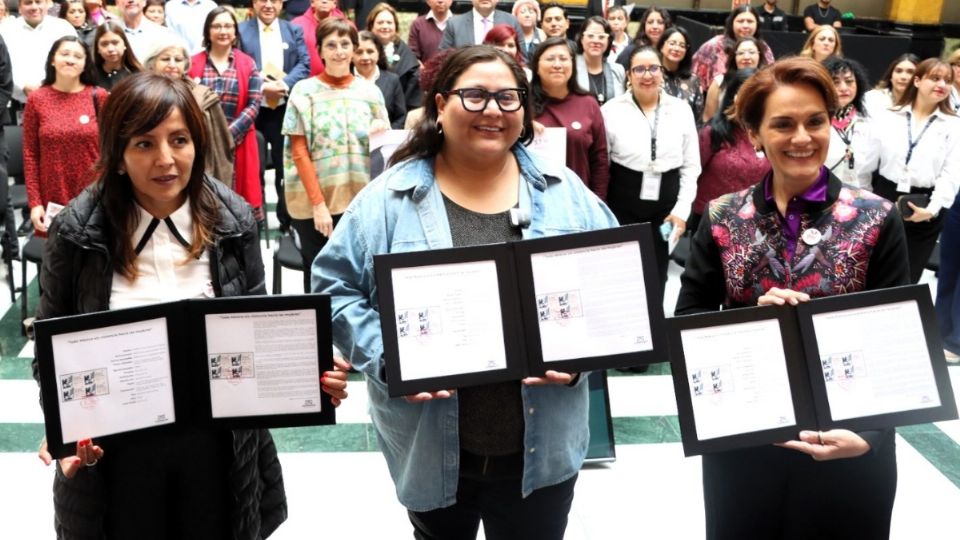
[315,46,618,539]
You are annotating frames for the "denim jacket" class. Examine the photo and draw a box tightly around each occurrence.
[314,144,619,512]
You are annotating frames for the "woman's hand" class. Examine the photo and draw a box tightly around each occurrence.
[663,214,686,241]
[776,429,871,461]
[313,202,333,238]
[903,201,935,223]
[403,389,456,403]
[39,437,104,479]
[321,356,351,407]
[523,371,577,386]
[757,287,810,307]
[30,205,47,234]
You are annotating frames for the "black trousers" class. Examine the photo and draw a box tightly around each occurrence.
[291,213,342,293]
[607,163,680,299]
[702,430,897,540]
[255,105,291,229]
[408,468,578,540]
[99,427,231,539]
[873,176,944,283]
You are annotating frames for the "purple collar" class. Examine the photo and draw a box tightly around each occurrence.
[762,167,830,260]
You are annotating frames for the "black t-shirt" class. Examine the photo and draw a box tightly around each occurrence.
[758,6,788,32]
[803,4,843,26]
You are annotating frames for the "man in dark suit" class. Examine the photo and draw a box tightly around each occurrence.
[439,0,523,50]
[239,0,310,232]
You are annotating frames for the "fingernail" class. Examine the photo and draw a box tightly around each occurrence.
[79,438,91,447]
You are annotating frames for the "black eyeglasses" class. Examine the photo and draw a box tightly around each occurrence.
[443,88,526,112]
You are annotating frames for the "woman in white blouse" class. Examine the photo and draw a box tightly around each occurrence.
[602,45,700,292]
[859,57,960,283]
[863,53,919,117]
[823,56,872,188]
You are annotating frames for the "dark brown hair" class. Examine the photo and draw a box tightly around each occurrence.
[95,72,219,280]
[391,46,534,165]
[202,7,239,51]
[93,21,144,74]
[735,56,839,135]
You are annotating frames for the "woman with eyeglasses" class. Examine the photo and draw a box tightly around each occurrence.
[189,7,263,220]
[315,45,617,540]
[702,36,769,123]
[858,57,960,283]
[574,16,624,106]
[691,5,775,93]
[614,5,670,72]
[863,54,919,117]
[659,26,704,125]
[603,45,701,294]
[531,37,609,199]
[282,18,387,293]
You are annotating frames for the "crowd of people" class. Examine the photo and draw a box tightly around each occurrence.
[4,0,959,538]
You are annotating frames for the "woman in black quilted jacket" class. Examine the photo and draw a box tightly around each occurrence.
[33,72,349,539]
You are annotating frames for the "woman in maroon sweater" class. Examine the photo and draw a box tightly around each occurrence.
[690,67,769,233]
[530,37,609,200]
[24,36,108,236]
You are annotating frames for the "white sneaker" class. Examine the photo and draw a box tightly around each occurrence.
[944,349,960,364]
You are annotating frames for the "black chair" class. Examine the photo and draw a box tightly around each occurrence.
[255,130,271,248]
[3,126,23,302]
[20,235,44,334]
[272,232,304,294]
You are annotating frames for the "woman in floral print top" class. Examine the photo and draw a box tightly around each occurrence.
[676,57,908,540]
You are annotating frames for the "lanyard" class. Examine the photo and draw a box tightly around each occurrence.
[831,118,856,170]
[905,110,936,167]
[632,93,661,162]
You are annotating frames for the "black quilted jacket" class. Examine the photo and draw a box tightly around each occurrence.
[33,178,287,539]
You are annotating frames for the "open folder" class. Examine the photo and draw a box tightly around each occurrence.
[35,295,335,459]
[668,285,958,456]
[374,224,669,397]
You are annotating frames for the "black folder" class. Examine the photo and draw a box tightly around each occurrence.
[669,285,958,456]
[35,294,334,459]
[374,224,669,397]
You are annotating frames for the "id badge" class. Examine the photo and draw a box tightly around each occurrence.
[640,171,661,201]
[896,166,911,193]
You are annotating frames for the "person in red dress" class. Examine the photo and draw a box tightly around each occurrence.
[23,35,108,236]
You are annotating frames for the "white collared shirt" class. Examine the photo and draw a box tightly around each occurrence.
[472,8,492,45]
[121,17,173,63]
[110,201,212,310]
[602,91,702,220]
[426,9,448,31]
[858,106,960,216]
[0,16,76,102]
[826,115,872,189]
[164,0,216,54]
[258,17,284,78]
